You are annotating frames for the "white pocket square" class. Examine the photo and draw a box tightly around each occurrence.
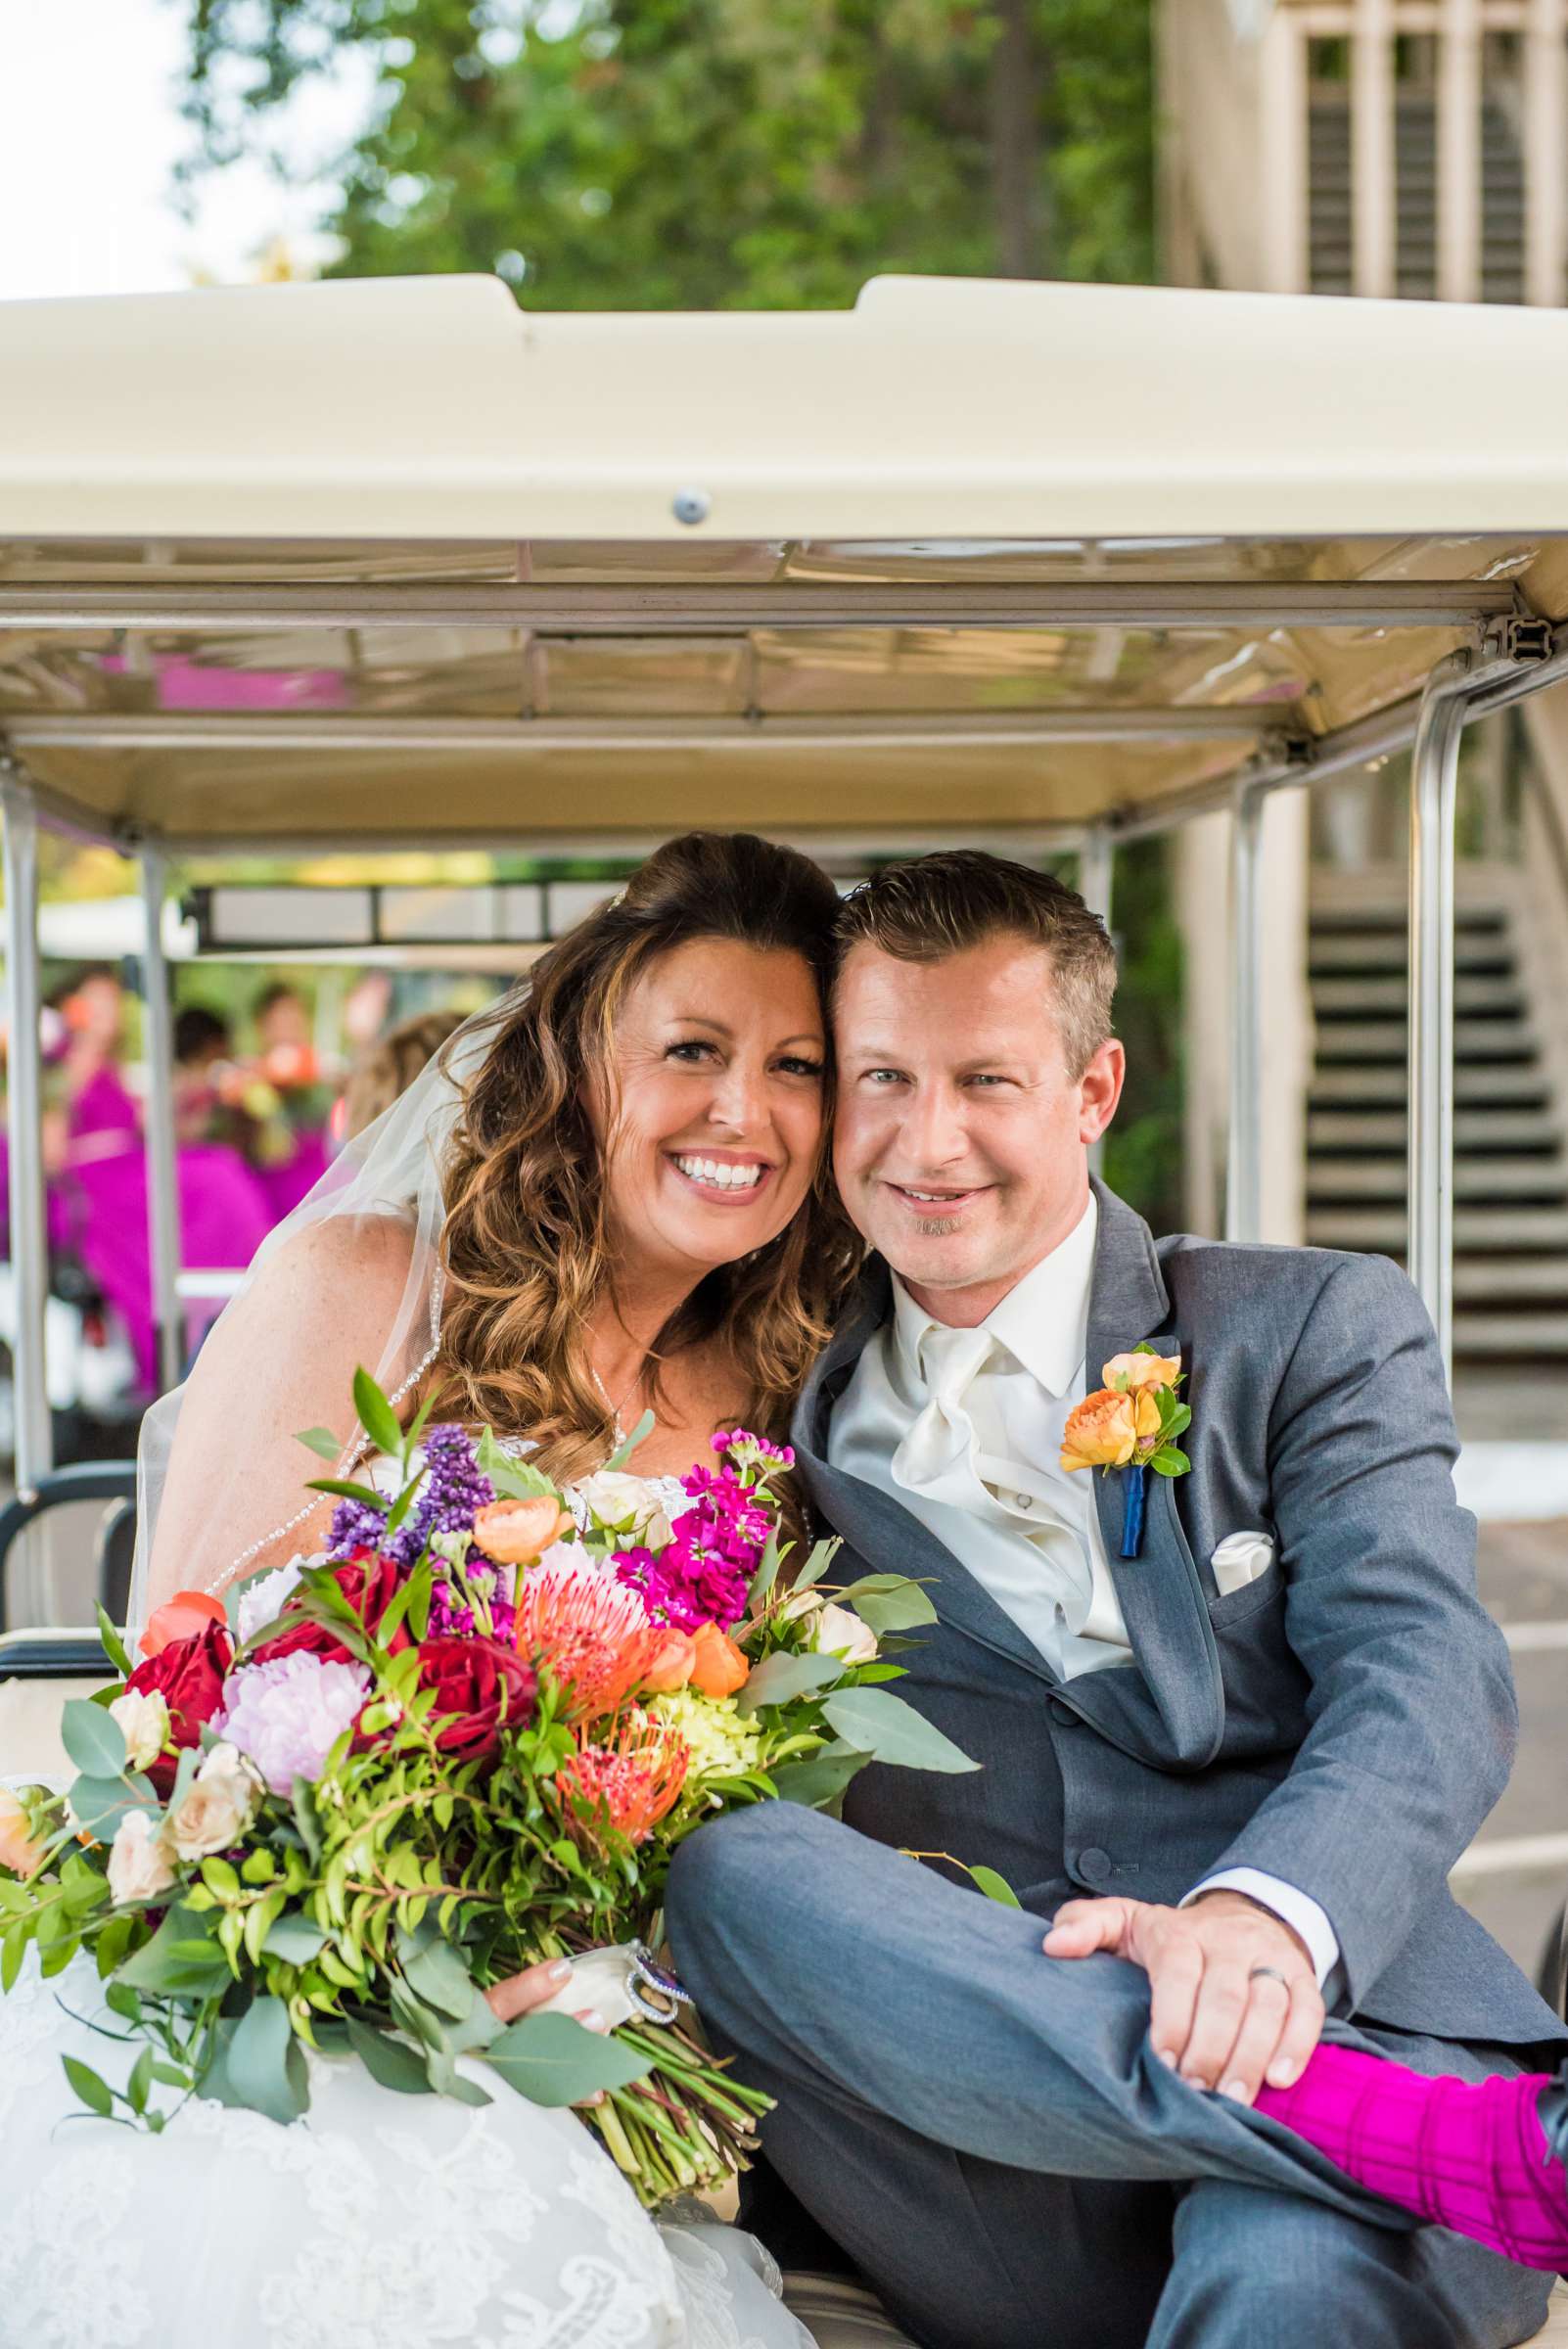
[1211,1530,1275,1598]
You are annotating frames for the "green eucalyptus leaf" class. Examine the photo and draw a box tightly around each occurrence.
[820,1687,980,1775]
[345,2013,438,2095]
[262,1913,329,1964]
[227,1994,309,2125]
[116,1905,232,1999]
[766,1743,871,1808]
[352,1365,405,1463]
[735,1648,846,1716]
[484,2013,651,2108]
[476,1427,558,1499]
[61,1699,126,1781]
[67,1773,157,1845]
[295,1425,345,1464]
[837,1574,939,1633]
[396,1921,476,2021]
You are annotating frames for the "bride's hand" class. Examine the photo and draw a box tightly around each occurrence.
[484,1958,611,2107]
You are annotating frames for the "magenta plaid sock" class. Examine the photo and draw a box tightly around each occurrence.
[1254,2044,1568,2270]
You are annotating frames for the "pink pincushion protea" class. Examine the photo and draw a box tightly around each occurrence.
[512,1557,667,1721]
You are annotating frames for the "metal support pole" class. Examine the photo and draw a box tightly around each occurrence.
[1,777,52,1499]
[1078,829,1113,932]
[1407,655,1473,1386]
[139,846,182,1394]
[1078,831,1114,1179]
[1225,781,1266,1244]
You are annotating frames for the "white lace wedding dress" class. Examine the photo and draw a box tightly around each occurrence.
[0,1472,814,2349]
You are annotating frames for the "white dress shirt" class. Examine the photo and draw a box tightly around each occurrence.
[827,1195,1340,1989]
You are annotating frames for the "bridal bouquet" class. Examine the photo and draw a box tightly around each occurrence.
[0,1375,972,2208]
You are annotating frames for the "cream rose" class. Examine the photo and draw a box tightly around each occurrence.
[575,1471,674,1548]
[813,1603,880,1665]
[109,1687,170,1775]
[107,1810,175,1906]
[166,1742,263,1862]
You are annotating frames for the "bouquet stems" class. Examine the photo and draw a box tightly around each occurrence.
[584,2019,773,2209]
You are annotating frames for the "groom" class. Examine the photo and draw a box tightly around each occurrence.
[668,851,1567,2348]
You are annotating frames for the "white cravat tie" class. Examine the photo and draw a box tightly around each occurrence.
[890,1322,998,1511]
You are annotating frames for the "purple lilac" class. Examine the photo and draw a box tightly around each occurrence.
[327,1424,495,1572]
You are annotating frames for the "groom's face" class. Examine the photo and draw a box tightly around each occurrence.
[833,935,1124,1322]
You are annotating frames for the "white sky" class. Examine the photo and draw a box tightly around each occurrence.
[0,0,371,300]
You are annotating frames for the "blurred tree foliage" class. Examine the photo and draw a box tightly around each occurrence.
[175,0,1182,1227]
[178,0,1154,299]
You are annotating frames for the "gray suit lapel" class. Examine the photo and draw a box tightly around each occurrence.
[1079,1180,1224,1770]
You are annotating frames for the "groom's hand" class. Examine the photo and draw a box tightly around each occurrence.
[1042,1890,1324,2103]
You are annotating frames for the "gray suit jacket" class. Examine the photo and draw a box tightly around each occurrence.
[792,1178,1565,2048]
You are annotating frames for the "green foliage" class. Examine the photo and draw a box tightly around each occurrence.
[176,1,1154,304]
[1100,836,1184,1234]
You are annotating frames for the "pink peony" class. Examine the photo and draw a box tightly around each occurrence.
[214,1651,371,1795]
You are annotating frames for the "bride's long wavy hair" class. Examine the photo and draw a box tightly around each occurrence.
[434,832,862,1487]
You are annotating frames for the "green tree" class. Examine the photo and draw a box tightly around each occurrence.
[179,0,1154,304]
[177,0,1178,1226]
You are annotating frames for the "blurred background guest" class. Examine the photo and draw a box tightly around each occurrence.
[338,1005,467,1144]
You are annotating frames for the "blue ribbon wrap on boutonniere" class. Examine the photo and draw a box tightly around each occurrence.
[1059,1342,1192,1561]
[1120,1464,1147,1560]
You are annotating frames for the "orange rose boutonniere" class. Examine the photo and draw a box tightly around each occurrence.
[1060,1344,1190,1558]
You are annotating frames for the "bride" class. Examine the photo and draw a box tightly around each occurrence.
[0,831,862,2349]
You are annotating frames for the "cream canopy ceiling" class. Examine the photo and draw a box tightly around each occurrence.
[1,271,1565,848]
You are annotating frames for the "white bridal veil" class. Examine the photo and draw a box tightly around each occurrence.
[126,992,520,1635]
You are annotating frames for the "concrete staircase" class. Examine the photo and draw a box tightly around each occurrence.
[1309,88,1527,300]
[1307,881,1568,1359]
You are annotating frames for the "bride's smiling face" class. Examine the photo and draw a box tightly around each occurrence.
[589,937,828,1281]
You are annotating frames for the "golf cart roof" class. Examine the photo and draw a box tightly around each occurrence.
[1,270,1565,849]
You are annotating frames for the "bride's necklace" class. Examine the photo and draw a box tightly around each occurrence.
[590,1361,634,1443]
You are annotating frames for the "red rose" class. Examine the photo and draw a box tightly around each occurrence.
[252,1551,410,1666]
[413,1635,536,1767]
[123,1619,233,1795]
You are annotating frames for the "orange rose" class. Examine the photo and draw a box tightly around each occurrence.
[1102,1350,1181,1393]
[0,1786,47,1879]
[687,1622,750,1698]
[642,1629,698,1693]
[474,1496,575,1568]
[139,1589,227,1659]
[1059,1385,1162,1473]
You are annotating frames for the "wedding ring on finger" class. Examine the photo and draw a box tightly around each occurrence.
[1248,1965,1290,1989]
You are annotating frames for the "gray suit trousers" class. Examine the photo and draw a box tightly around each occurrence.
[668,1804,1554,2349]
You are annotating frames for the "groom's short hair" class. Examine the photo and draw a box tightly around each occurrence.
[834,851,1116,1078]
